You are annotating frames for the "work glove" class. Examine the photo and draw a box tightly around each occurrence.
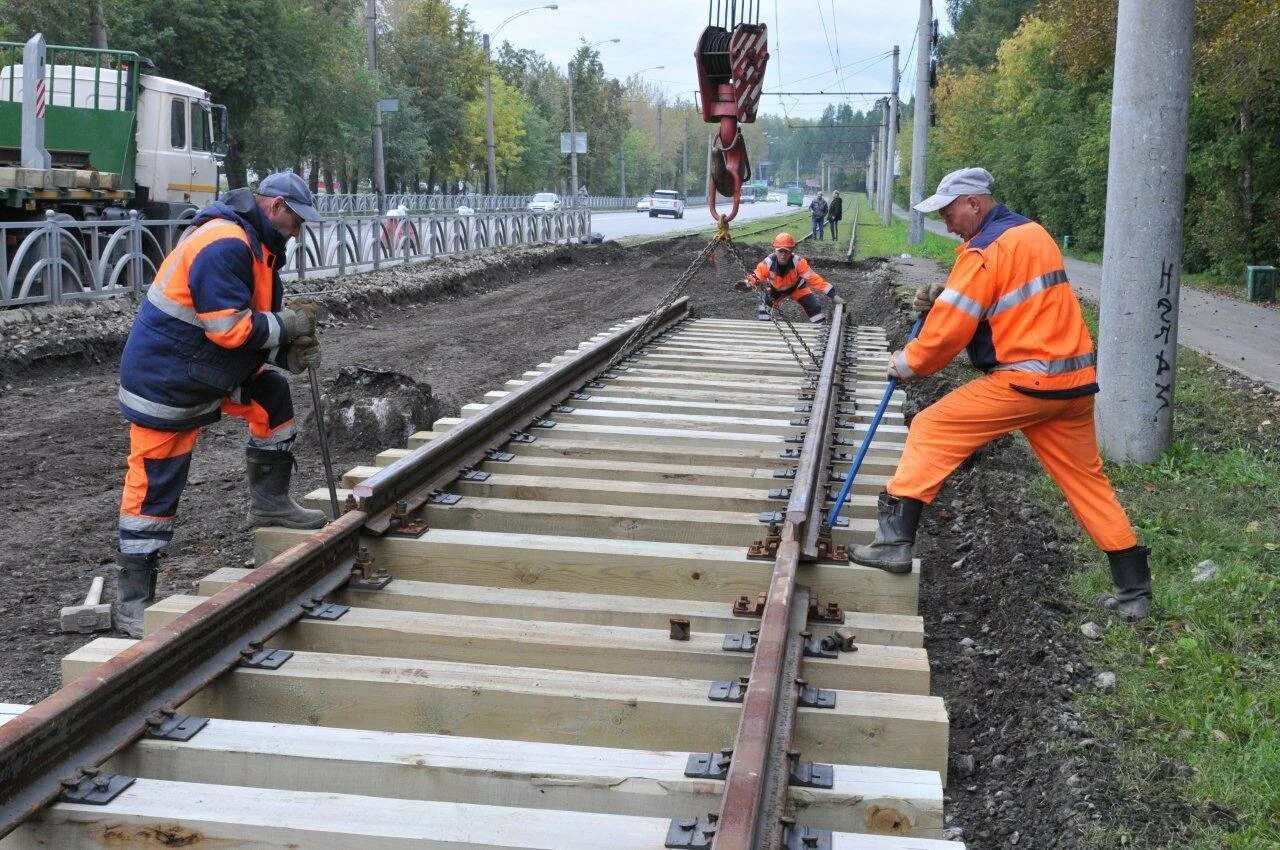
[285,334,321,374]
[886,350,912,382]
[913,281,945,313]
[827,290,846,306]
[735,273,757,293]
[280,302,318,342]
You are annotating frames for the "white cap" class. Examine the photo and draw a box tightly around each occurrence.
[914,167,994,213]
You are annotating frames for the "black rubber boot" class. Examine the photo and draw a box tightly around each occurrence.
[849,492,923,574]
[1103,545,1152,622]
[115,552,158,638]
[246,448,327,530]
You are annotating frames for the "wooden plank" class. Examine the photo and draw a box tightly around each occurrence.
[460,405,911,444]
[428,420,905,461]
[253,528,921,614]
[146,595,930,695]
[0,710,945,838]
[4,779,963,849]
[63,640,948,775]
[367,452,893,498]
[197,567,925,648]
[299,494,880,547]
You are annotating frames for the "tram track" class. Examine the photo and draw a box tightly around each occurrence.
[0,296,960,849]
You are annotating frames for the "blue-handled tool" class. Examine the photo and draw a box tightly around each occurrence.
[824,314,925,528]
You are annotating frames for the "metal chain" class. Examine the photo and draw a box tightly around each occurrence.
[721,237,822,369]
[606,219,735,370]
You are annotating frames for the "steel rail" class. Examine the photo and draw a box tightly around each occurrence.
[356,297,691,532]
[0,512,365,839]
[0,297,692,840]
[712,303,846,849]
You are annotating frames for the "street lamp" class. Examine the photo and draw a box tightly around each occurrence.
[568,37,620,203]
[620,65,664,198]
[484,5,558,194]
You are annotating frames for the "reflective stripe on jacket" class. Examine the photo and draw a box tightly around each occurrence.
[895,204,1098,397]
[119,194,291,430]
[752,252,832,307]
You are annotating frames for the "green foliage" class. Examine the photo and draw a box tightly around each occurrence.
[928,0,1280,283]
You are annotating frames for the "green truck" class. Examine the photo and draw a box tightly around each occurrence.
[1,34,226,223]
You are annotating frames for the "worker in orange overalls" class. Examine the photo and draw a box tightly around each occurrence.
[112,172,327,637]
[742,232,842,324]
[850,167,1151,621]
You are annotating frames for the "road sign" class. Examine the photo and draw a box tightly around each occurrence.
[378,98,400,113]
[560,132,587,154]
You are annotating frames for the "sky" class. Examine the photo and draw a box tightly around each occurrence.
[461,1,951,120]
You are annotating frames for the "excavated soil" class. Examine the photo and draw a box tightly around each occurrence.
[0,237,1194,847]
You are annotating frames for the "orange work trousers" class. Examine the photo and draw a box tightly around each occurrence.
[887,374,1138,553]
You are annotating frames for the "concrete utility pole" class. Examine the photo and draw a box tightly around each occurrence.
[365,0,386,213]
[682,111,689,196]
[619,145,626,197]
[483,34,497,194]
[882,47,900,226]
[567,69,580,201]
[1096,0,1195,463]
[908,1,932,245]
[877,100,890,225]
[656,100,664,186]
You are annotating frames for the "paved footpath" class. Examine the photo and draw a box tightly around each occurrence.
[893,205,1280,390]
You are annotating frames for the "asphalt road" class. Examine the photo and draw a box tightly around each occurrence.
[894,205,1280,391]
[590,199,803,241]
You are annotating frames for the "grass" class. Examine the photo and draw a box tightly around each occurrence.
[842,194,959,266]
[1030,306,1280,848]
[1059,247,1278,309]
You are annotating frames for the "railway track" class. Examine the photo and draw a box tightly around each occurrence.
[0,297,960,849]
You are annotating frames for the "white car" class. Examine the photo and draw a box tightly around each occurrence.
[636,196,653,212]
[526,192,562,213]
[648,189,686,219]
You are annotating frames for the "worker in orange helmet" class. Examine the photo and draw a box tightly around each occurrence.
[740,232,842,324]
[850,167,1151,622]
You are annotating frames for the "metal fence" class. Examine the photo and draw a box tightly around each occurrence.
[0,208,593,308]
[313,192,705,215]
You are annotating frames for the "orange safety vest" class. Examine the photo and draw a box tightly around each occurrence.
[894,204,1097,397]
[752,252,832,307]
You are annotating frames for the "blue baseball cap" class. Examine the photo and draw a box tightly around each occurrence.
[256,172,321,223]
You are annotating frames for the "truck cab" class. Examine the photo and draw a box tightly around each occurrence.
[1,38,225,221]
[134,74,223,217]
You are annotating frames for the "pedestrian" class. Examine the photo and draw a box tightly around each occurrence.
[809,192,828,241]
[827,190,843,240]
[850,167,1151,622]
[112,172,328,637]
[740,232,843,325]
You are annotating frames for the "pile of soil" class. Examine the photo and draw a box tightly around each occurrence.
[312,365,442,454]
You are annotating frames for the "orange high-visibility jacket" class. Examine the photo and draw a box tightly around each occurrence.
[893,204,1097,397]
[751,252,832,307]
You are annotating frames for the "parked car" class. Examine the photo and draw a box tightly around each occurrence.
[526,192,562,213]
[636,195,653,212]
[648,189,686,219]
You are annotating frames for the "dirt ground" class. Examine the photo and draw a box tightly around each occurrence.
[0,235,1189,847]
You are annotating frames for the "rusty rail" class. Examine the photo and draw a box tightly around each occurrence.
[712,303,846,849]
[0,297,691,840]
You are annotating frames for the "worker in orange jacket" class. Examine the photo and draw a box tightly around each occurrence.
[850,167,1151,621]
[742,232,842,324]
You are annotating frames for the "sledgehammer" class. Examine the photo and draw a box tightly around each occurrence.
[60,576,112,634]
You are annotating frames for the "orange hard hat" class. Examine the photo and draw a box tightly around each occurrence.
[772,232,796,249]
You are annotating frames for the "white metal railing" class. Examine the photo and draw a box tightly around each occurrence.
[0,208,593,308]
[313,193,706,215]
